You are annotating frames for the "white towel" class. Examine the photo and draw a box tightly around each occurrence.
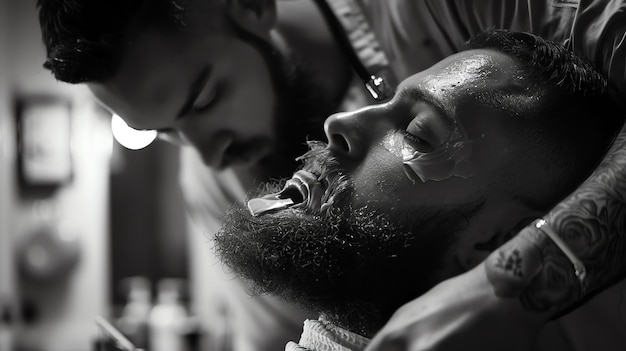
[285,318,370,351]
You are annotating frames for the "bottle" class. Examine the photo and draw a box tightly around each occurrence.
[148,278,189,351]
[117,276,151,349]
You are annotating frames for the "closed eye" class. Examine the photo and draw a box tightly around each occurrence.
[402,130,434,153]
[178,66,212,119]
[403,114,440,153]
[192,83,218,113]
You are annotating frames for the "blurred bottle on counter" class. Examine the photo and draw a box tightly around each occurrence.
[148,278,189,351]
[117,276,152,349]
[0,299,13,351]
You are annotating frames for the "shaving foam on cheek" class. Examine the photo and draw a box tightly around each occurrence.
[381,130,475,184]
[402,140,474,183]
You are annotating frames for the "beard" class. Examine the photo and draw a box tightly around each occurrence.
[214,143,484,337]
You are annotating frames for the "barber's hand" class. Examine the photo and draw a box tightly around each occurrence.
[365,263,548,351]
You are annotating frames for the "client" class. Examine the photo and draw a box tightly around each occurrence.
[214,30,625,350]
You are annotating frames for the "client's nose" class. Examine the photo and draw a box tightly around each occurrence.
[324,110,371,160]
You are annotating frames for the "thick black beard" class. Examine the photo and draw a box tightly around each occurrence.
[214,144,484,336]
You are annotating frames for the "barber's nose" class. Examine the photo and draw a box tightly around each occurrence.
[324,105,389,160]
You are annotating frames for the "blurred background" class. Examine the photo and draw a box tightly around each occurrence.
[0,1,212,350]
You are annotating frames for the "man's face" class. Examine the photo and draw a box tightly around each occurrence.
[88,2,329,170]
[323,49,545,214]
[216,49,548,335]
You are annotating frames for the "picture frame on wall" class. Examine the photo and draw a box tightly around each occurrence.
[16,95,73,191]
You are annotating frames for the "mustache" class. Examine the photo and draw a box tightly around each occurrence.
[295,140,337,175]
[296,141,352,208]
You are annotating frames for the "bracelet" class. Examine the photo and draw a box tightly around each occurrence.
[535,218,588,294]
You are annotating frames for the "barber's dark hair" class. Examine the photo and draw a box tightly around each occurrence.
[467,29,625,208]
[37,0,186,83]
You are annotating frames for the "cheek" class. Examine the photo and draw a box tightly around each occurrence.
[351,149,413,210]
[216,45,277,138]
[467,129,515,184]
[229,78,276,135]
[351,147,485,212]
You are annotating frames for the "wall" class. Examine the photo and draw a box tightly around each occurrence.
[0,0,17,348]
[2,0,113,350]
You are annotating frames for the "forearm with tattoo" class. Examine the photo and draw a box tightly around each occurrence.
[486,125,626,315]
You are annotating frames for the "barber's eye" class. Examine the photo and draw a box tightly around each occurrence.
[192,85,218,113]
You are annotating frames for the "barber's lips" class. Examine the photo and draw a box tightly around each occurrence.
[247,170,327,216]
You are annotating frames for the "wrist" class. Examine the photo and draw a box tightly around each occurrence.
[484,221,583,315]
[484,225,544,298]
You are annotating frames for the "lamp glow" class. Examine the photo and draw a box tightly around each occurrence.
[111,114,157,150]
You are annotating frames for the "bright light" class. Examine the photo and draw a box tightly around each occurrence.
[111,114,157,150]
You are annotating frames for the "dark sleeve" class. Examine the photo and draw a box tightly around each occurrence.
[418,0,578,56]
[570,0,626,97]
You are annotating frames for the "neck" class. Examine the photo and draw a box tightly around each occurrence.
[273,0,353,103]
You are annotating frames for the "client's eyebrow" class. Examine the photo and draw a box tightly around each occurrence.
[396,87,456,127]
[178,66,212,119]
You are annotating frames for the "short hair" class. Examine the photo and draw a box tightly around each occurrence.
[37,0,186,83]
[466,29,625,209]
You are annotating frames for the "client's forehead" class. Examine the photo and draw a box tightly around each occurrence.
[400,49,523,102]
[397,49,538,141]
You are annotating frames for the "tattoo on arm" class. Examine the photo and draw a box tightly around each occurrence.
[486,126,626,314]
[494,250,523,278]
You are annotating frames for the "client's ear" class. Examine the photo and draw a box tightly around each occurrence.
[224,0,277,35]
[453,199,544,271]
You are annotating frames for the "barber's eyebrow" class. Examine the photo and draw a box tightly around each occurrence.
[177,66,212,119]
[395,87,455,127]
